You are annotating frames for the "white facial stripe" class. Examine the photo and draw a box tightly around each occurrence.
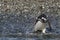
[42,17,47,20]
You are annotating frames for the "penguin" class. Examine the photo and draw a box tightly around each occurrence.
[33,14,52,33]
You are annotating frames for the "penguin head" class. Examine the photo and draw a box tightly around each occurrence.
[38,14,47,23]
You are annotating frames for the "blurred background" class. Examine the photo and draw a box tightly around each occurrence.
[0,0,60,40]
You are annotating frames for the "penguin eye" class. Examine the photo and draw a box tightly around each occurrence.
[42,17,47,20]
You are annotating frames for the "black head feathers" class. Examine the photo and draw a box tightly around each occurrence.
[36,14,48,23]
[38,14,47,19]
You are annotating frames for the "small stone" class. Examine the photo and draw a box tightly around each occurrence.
[18,33,22,35]
[56,31,59,33]
[3,16,6,18]
[42,5,45,9]
[17,20,19,22]
[7,5,10,8]
[47,9,50,12]
[23,9,29,12]
[0,11,1,13]
[58,5,60,8]
[0,4,1,6]
[24,15,27,18]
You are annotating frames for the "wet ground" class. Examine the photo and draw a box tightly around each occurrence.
[0,0,60,40]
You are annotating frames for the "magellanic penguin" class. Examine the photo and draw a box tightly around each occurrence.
[33,14,52,33]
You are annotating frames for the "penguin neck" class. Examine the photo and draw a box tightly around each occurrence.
[38,21,46,24]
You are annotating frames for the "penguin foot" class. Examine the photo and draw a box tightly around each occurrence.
[33,30,42,33]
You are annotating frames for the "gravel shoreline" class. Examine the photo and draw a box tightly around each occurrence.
[0,0,60,40]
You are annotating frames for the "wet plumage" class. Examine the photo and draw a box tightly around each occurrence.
[34,14,51,33]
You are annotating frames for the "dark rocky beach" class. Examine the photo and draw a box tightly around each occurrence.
[0,0,60,40]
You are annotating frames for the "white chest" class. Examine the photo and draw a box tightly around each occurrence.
[34,21,46,31]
